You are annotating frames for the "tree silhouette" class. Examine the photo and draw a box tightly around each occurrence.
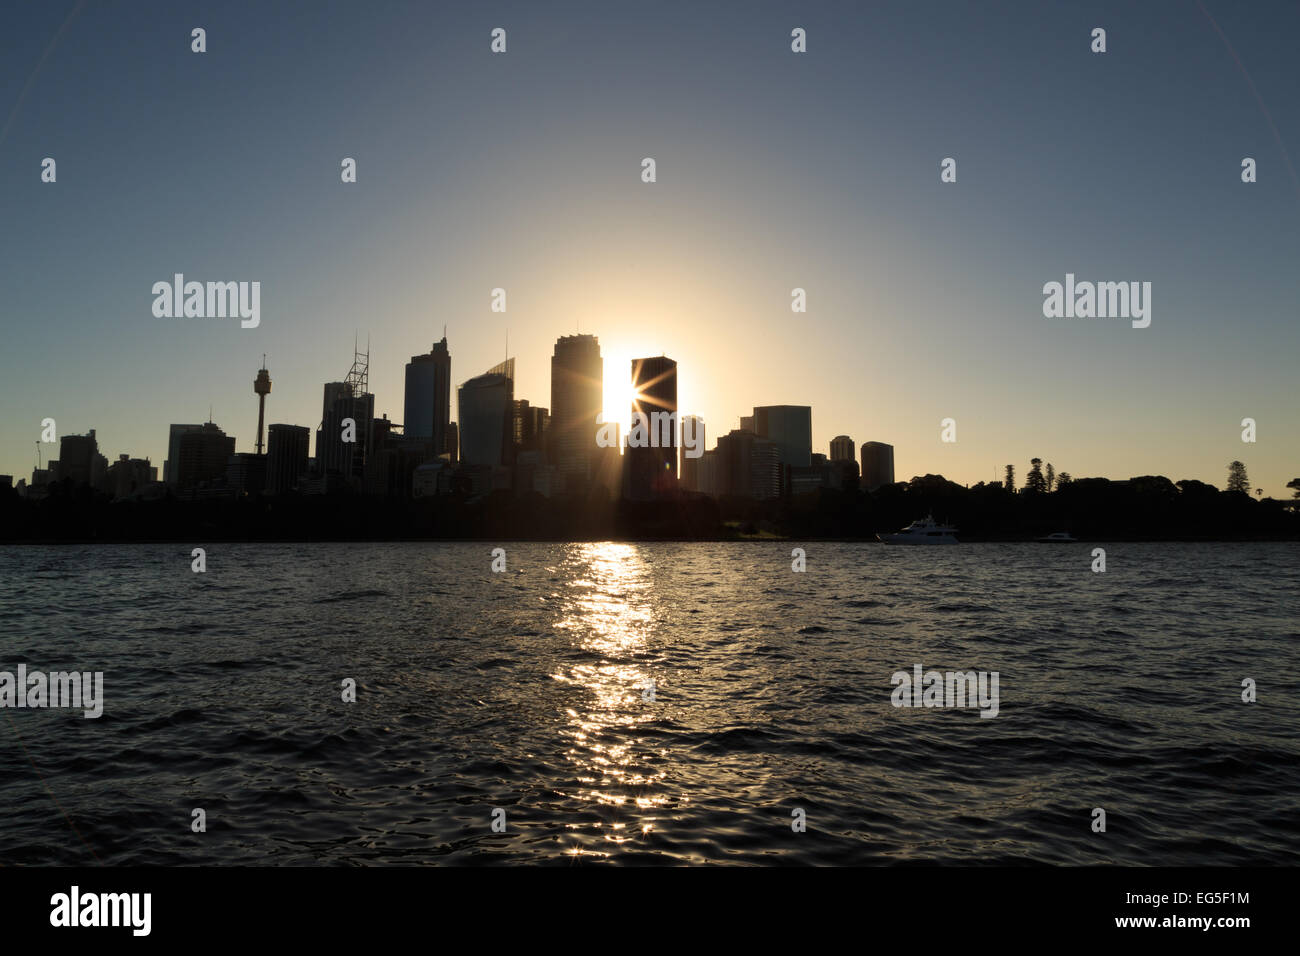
[1004,464,1015,492]
[1226,461,1250,494]
[1046,463,1055,493]
[1287,477,1300,498]
[1024,458,1047,494]
[1056,472,1072,487]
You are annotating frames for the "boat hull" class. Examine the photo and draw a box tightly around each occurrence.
[877,534,959,545]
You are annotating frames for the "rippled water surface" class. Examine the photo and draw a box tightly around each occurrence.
[1,541,1297,865]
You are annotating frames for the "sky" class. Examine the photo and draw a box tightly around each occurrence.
[1,0,1297,494]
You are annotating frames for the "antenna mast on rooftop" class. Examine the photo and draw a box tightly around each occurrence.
[346,337,369,398]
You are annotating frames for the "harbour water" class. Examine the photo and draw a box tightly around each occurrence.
[1,541,1296,865]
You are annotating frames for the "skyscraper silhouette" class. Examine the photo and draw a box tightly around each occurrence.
[317,346,374,481]
[627,355,678,499]
[404,336,451,456]
[550,334,603,492]
[458,362,514,468]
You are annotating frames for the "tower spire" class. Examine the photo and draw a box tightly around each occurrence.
[254,358,272,455]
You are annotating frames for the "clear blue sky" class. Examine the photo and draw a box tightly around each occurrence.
[1,0,1297,493]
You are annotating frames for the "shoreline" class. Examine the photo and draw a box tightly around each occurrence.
[4,536,1299,546]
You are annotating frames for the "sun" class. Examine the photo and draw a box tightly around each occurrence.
[600,351,639,434]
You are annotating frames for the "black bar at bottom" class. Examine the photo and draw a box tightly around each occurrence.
[0,866,1277,942]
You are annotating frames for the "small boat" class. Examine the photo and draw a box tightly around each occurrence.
[878,514,959,544]
[1035,532,1078,543]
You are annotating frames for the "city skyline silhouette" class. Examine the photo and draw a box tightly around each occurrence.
[2,2,1297,494]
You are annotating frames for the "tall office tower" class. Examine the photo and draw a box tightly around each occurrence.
[317,346,375,480]
[165,424,204,484]
[319,388,374,478]
[57,430,100,486]
[176,422,235,488]
[550,334,603,489]
[457,372,513,467]
[253,360,271,455]
[266,424,311,494]
[626,355,678,499]
[679,416,705,491]
[830,435,855,463]
[317,380,350,473]
[404,336,451,454]
[752,406,812,467]
[321,381,351,424]
[860,441,895,491]
[715,429,781,499]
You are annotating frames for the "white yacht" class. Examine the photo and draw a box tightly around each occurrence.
[877,515,959,545]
